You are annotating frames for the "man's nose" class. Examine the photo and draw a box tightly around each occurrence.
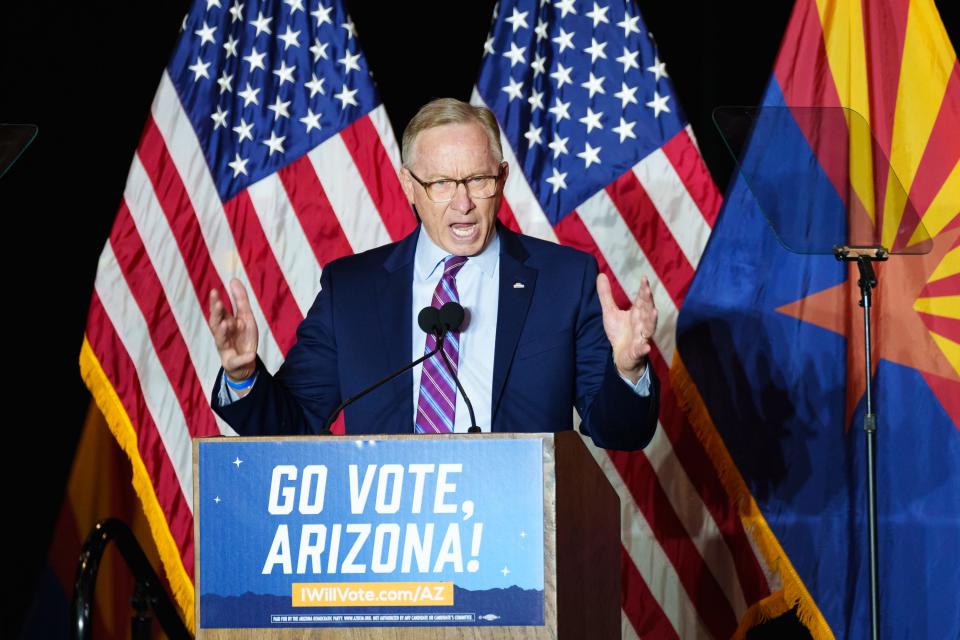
[449,181,475,212]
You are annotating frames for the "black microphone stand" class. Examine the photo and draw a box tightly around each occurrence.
[834,244,886,640]
[323,335,447,432]
[437,346,480,433]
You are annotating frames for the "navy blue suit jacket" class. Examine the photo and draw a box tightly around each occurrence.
[213,224,658,451]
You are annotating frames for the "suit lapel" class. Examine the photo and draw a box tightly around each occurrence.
[491,226,537,429]
[376,227,418,394]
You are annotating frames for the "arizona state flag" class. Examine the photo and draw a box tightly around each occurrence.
[675,0,959,638]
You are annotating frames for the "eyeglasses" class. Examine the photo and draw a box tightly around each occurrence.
[407,165,505,203]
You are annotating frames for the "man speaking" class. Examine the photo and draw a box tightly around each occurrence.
[208,98,659,451]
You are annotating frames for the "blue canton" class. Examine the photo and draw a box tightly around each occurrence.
[477,0,687,224]
[169,0,380,200]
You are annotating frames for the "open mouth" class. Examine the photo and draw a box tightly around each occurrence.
[450,222,478,240]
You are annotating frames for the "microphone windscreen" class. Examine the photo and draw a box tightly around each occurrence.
[418,306,441,335]
[439,301,465,332]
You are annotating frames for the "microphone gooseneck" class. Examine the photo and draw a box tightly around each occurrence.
[323,302,481,434]
[435,302,480,433]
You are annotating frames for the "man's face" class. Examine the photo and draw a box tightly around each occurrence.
[401,122,507,257]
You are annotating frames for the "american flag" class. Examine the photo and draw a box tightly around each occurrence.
[80,0,413,624]
[474,0,776,637]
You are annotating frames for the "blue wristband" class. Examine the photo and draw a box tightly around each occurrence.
[224,372,255,390]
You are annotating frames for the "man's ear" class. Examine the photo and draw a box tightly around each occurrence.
[399,167,416,204]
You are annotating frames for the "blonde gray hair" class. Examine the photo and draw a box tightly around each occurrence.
[401,98,503,168]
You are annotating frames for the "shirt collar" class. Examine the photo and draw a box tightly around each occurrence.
[414,224,500,280]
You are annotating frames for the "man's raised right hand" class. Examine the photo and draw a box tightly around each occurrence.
[208,278,259,382]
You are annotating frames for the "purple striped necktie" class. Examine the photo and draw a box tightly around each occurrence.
[415,255,468,434]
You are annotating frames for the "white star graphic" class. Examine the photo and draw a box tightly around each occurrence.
[534,18,548,41]
[549,97,571,121]
[531,52,546,76]
[283,0,304,13]
[503,41,526,67]
[584,38,608,63]
[267,95,291,120]
[305,73,326,97]
[262,131,286,156]
[580,72,606,98]
[579,107,604,133]
[646,91,671,117]
[483,35,495,56]
[217,71,233,94]
[338,50,362,74]
[311,4,333,26]
[524,123,543,147]
[273,60,296,86]
[550,62,573,89]
[228,0,244,23]
[501,77,524,101]
[616,47,639,73]
[188,57,211,81]
[552,28,575,53]
[341,19,357,39]
[527,88,544,111]
[249,10,272,36]
[232,456,244,468]
[310,39,329,61]
[335,85,359,108]
[238,82,260,106]
[505,7,529,32]
[210,105,229,129]
[228,153,248,177]
[278,25,301,49]
[617,13,641,37]
[207,0,222,10]
[195,21,217,46]
[547,134,569,158]
[614,82,638,108]
[577,142,601,168]
[520,530,527,538]
[554,0,577,18]
[214,495,222,503]
[612,117,637,142]
[546,167,568,192]
[232,118,253,142]
[300,108,322,133]
[222,34,239,58]
[243,47,266,71]
[586,2,610,27]
[500,565,511,577]
[646,56,668,81]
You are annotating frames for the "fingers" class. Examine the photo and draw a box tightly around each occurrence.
[597,273,618,316]
[208,288,225,333]
[633,276,654,309]
[631,276,657,340]
[229,277,252,318]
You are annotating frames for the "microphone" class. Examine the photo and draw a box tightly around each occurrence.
[434,302,481,434]
[323,305,448,432]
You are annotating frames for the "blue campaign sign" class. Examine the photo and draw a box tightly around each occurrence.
[196,437,545,629]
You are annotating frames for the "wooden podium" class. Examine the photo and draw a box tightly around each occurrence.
[194,431,620,639]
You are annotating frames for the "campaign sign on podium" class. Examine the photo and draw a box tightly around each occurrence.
[195,437,545,630]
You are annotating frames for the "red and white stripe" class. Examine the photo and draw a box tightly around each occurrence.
[471,89,778,638]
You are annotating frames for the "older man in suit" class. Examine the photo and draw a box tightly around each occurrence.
[208,98,659,451]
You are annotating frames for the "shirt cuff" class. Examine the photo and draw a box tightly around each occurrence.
[617,363,652,397]
[218,371,258,406]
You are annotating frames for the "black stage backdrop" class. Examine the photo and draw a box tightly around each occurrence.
[1,1,957,636]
